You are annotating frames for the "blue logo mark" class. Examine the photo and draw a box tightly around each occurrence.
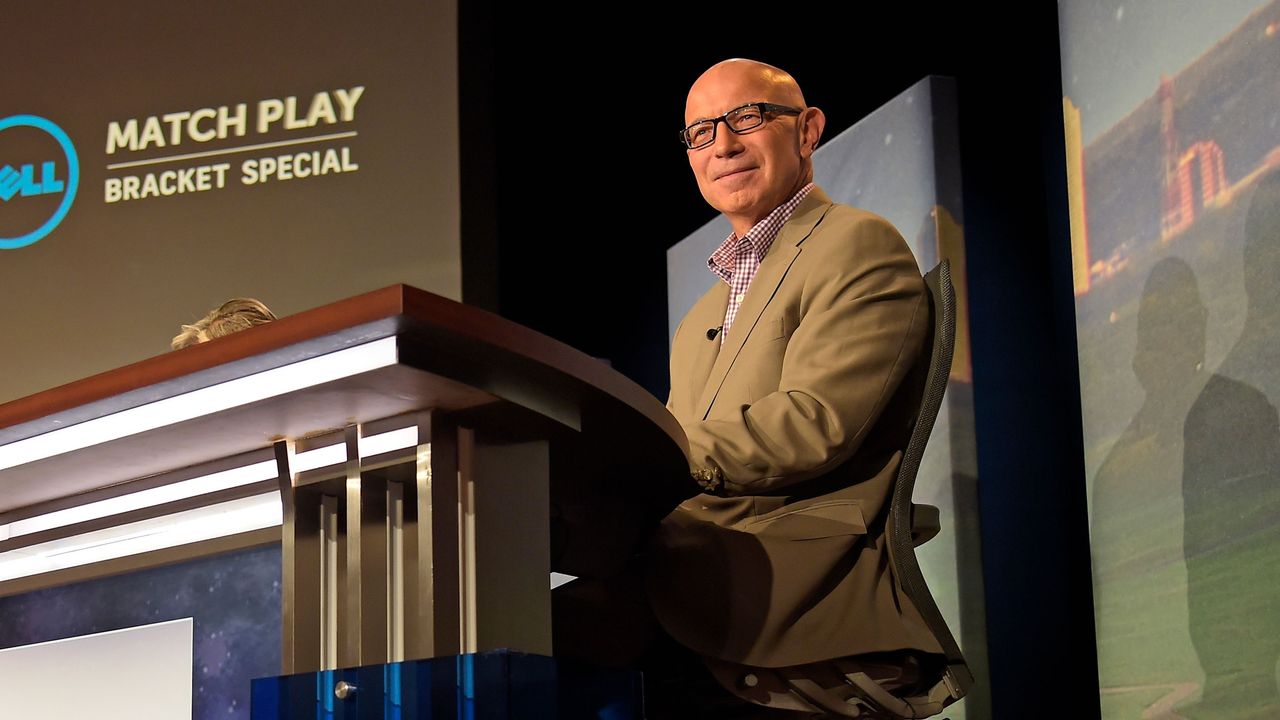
[0,115,79,250]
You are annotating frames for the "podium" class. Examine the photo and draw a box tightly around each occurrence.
[0,285,691,711]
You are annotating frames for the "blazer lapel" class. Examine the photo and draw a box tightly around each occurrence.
[685,283,728,403]
[694,189,834,420]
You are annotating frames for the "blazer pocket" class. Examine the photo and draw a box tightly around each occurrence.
[741,499,867,541]
[743,317,789,399]
[767,315,787,340]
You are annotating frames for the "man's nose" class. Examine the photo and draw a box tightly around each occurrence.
[712,121,744,157]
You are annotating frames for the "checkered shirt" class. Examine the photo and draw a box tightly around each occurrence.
[707,183,815,342]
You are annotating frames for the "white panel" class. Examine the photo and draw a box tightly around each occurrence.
[0,618,193,719]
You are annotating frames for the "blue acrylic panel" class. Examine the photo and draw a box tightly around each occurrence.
[251,650,643,720]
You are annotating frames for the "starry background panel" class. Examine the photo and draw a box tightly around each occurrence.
[0,544,281,720]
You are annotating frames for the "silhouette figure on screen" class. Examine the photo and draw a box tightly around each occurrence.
[1181,169,1280,720]
[1091,258,1206,694]
[171,298,277,349]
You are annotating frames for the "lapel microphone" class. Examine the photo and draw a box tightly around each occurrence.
[706,326,723,340]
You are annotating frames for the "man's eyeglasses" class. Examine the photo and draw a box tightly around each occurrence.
[679,102,802,150]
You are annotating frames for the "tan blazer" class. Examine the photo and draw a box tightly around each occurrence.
[648,187,944,668]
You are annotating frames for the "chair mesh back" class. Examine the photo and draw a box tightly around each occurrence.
[887,260,972,696]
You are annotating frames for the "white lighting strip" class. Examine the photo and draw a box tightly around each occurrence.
[0,337,399,472]
[289,426,420,475]
[0,423,572,589]
[293,443,347,473]
[4,460,278,539]
[359,426,417,458]
[0,426,421,543]
[0,420,423,584]
[0,494,282,583]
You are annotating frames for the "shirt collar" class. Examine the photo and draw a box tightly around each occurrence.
[707,183,816,282]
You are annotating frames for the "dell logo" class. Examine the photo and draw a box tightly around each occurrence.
[0,161,65,200]
[0,115,79,250]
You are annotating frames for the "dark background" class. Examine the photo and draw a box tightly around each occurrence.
[461,4,1099,718]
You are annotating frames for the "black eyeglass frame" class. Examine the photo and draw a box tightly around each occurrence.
[679,102,803,149]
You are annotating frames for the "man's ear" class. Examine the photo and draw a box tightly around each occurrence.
[799,106,826,158]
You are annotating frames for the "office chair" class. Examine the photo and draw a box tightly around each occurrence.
[703,260,973,719]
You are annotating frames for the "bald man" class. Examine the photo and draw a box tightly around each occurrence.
[645,59,945,711]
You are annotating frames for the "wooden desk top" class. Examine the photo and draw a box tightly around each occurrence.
[0,285,690,518]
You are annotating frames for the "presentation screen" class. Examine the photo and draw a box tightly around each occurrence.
[1,1,459,404]
[1059,1,1280,716]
